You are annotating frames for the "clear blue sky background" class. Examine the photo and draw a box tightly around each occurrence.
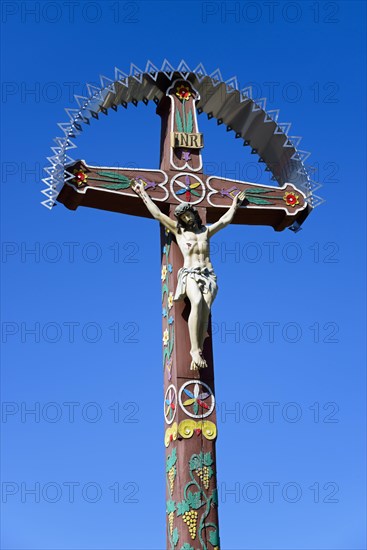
[1,1,366,549]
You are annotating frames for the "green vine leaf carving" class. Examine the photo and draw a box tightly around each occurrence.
[189,453,202,471]
[180,544,194,550]
[246,196,273,205]
[185,110,193,133]
[162,283,169,301]
[172,527,179,546]
[176,499,190,516]
[171,447,177,462]
[98,182,131,190]
[187,490,202,510]
[245,187,273,194]
[166,499,176,514]
[176,110,183,132]
[168,325,175,355]
[166,448,177,472]
[184,452,218,549]
[203,452,214,467]
[208,528,219,546]
[96,172,131,188]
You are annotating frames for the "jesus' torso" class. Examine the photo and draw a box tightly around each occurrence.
[176,226,213,270]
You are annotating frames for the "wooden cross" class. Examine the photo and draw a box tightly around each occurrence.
[57,78,308,550]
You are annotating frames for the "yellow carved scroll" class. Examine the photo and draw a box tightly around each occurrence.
[178,419,217,440]
[164,422,178,447]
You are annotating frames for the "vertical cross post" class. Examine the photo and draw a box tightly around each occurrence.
[161,211,219,550]
[159,82,220,549]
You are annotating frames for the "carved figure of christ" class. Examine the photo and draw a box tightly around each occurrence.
[131,178,245,370]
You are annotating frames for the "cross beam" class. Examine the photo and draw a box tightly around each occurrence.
[56,79,310,550]
[58,158,307,232]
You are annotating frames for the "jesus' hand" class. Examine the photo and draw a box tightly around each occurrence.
[233,190,246,208]
[130,178,146,196]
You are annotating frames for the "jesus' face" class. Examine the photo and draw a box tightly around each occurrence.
[179,210,196,229]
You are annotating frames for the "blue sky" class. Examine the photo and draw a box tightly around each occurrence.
[1,1,366,549]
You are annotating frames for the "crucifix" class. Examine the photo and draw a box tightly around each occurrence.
[55,74,311,550]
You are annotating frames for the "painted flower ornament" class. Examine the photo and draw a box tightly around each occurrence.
[183,383,210,415]
[175,175,201,202]
[73,168,88,187]
[179,381,215,419]
[161,264,168,281]
[163,328,169,346]
[167,292,174,310]
[165,387,176,422]
[176,85,192,101]
[283,191,300,207]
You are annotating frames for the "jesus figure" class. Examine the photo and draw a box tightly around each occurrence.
[131,179,245,370]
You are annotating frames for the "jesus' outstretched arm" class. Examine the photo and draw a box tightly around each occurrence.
[207,190,246,237]
[130,178,177,234]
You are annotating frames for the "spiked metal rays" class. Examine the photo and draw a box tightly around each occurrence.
[42,60,323,210]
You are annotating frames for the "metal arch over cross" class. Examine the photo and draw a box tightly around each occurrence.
[55,78,311,230]
[46,62,316,550]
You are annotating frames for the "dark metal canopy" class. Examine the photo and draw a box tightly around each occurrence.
[42,60,322,210]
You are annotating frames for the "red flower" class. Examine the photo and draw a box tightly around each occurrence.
[283,192,299,207]
[73,169,88,187]
[176,85,192,101]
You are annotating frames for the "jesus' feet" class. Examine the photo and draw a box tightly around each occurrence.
[190,349,208,370]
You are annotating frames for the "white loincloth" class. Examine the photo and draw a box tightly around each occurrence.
[174,267,218,302]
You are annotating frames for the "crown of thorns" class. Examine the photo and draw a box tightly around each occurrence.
[174,203,197,218]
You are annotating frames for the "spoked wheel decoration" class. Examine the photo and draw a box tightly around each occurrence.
[164,384,177,425]
[171,173,205,205]
[179,381,215,419]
